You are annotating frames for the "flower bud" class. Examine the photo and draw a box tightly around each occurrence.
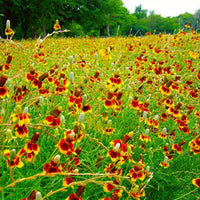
[107,119,112,128]
[143,111,147,118]
[145,129,150,135]
[28,190,37,200]
[59,78,64,86]
[15,105,22,114]
[31,132,40,143]
[0,75,8,87]
[129,96,133,104]
[75,147,82,155]
[110,194,119,200]
[69,72,74,82]
[154,115,159,120]
[115,161,121,169]
[73,169,79,173]
[68,131,75,140]
[39,96,44,104]
[53,155,61,163]
[116,91,123,100]
[6,19,10,29]
[95,155,104,167]
[60,115,65,123]
[132,185,139,193]
[36,192,42,200]
[122,133,132,143]
[50,107,62,118]
[146,165,150,172]
[6,129,12,140]
[78,112,84,123]
[24,106,28,113]
[163,127,167,133]
[76,185,85,197]
[175,102,182,110]
[74,54,78,60]
[95,53,98,61]
[6,78,11,86]
[38,72,49,82]
[127,131,133,137]
[114,143,120,151]
[82,94,87,106]
[10,149,16,159]
[1,108,5,115]
[94,72,100,78]
[56,19,59,25]
[127,145,132,155]
[164,156,168,163]
[69,56,74,66]
[54,128,59,136]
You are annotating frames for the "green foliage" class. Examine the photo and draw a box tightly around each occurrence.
[133,4,148,19]
[0,1,199,39]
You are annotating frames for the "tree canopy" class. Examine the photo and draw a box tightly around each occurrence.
[0,1,199,39]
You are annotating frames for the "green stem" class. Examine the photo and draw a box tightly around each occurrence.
[174,188,199,200]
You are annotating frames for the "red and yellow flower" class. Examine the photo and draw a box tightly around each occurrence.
[160,85,171,95]
[54,19,61,30]
[11,113,30,126]
[14,124,28,138]
[128,162,146,182]
[106,74,123,91]
[99,49,112,60]
[139,134,151,143]
[4,148,25,168]
[160,156,169,168]
[24,132,40,162]
[192,178,200,188]
[89,71,101,83]
[104,127,115,135]
[43,155,62,174]
[104,163,122,176]
[66,185,85,200]
[68,88,83,109]
[5,28,14,36]
[189,137,200,155]
[103,180,120,194]
[0,75,9,98]
[44,107,62,126]
[172,140,186,154]
[130,185,145,200]
[57,138,74,155]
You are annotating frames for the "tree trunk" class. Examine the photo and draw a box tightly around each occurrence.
[41,16,46,37]
[106,25,110,37]
[100,27,104,37]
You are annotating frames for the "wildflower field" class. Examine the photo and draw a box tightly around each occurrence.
[0,29,200,200]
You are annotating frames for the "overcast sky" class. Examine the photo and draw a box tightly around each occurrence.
[122,0,200,17]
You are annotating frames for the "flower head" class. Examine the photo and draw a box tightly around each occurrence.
[4,148,25,168]
[192,178,200,188]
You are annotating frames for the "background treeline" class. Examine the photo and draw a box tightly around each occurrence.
[0,0,200,39]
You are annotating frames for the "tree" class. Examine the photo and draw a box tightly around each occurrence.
[133,4,147,19]
[77,0,125,37]
[194,9,200,31]
[177,12,195,30]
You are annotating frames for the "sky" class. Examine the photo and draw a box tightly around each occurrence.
[122,0,200,17]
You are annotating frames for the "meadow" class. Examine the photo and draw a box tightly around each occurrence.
[0,28,200,200]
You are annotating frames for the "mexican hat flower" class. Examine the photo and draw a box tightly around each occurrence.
[0,75,9,98]
[4,148,25,168]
